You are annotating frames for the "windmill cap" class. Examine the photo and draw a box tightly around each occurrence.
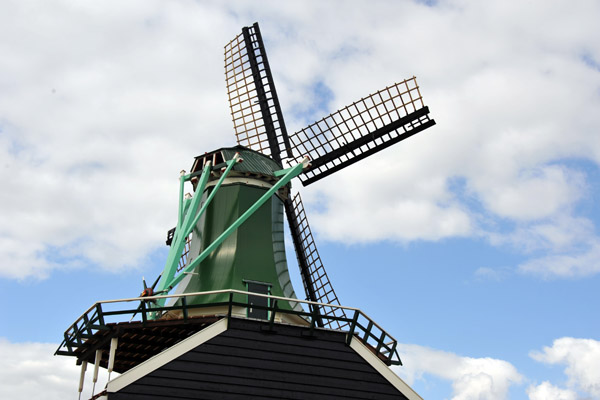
[191,145,286,179]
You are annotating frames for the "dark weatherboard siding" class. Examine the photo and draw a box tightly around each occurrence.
[109,318,409,400]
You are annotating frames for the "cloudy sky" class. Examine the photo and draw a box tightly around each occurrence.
[1,0,600,399]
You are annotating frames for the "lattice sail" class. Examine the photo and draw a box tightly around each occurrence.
[166,228,192,274]
[176,234,191,273]
[284,192,348,330]
[289,77,435,185]
[224,22,290,163]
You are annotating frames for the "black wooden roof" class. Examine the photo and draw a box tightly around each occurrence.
[107,318,415,400]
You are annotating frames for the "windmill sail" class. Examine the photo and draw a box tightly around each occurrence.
[224,22,291,163]
[289,77,436,185]
[284,192,348,330]
[56,23,427,395]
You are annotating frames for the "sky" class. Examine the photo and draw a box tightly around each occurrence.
[1,0,599,399]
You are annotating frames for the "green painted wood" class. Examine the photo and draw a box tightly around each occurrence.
[163,148,307,312]
[175,184,300,311]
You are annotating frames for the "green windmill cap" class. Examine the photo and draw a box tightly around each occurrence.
[191,145,284,178]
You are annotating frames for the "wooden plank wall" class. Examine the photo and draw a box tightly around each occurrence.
[109,318,408,400]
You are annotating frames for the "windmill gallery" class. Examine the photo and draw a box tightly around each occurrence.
[55,23,436,399]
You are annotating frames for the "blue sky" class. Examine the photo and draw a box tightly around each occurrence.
[1,1,600,399]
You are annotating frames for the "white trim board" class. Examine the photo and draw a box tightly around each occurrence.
[349,337,423,400]
[107,318,228,393]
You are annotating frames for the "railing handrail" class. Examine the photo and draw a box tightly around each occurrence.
[66,289,397,343]
[58,289,402,365]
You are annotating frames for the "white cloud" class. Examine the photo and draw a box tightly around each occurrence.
[481,215,600,280]
[395,343,523,400]
[530,337,600,397]
[0,338,109,400]
[474,266,511,281]
[527,381,577,400]
[308,154,473,243]
[470,165,585,222]
[518,240,600,278]
[282,0,600,270]
[484,215,600,279]
[489,216,595,254]
[0,0,233,279]
[1,0,600,279]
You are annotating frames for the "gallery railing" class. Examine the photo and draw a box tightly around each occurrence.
[55,289,402,366]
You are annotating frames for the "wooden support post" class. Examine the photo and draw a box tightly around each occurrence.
[92,349,102,395]
[78,361,87,399]
[107,337,118,381]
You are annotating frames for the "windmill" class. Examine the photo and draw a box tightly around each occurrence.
[143,22,435,327]
[57,22,435,400]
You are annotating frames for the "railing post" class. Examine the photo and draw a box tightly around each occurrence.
[95,303,105,327]
[363,320,374,341]
[82,313,92,337]
[375,330,386,353]
[141,301,147,325]
[308,304,318,334]
[64,332,73,354]
[346,310,360,345]
[389,340,402,365]
[269,299,278,331]
[182,297,188,321]
[227,292,234,329]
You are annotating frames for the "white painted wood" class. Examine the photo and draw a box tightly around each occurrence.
[107,318,228,393]
[78,361,87,393]
[107,337,118,373]
[349,338,423,400]
[93,350,102,383]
